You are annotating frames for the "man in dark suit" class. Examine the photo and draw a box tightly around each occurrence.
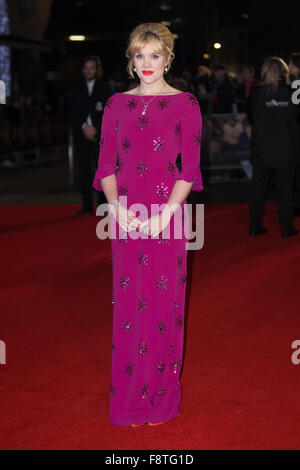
[207,63,236,114]
[235,65,256,113]
[69,55,111,215]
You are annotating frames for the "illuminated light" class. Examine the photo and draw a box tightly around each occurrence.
[69,35,86,41]
[242,13,248,19]
[160,4,172,10]
[203,53,210,59]
[213,42,222,49]
[172,34,178,39]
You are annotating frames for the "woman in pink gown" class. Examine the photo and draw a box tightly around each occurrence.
[92,23,204,427]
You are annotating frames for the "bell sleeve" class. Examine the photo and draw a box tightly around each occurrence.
[92,95,118,191]
[177,93,204,191]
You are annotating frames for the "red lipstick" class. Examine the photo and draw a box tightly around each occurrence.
[142,71,154,75]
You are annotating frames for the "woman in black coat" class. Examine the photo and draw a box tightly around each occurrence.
[247,56,300,237]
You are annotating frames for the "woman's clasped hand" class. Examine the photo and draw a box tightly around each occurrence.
[110,202,177,237]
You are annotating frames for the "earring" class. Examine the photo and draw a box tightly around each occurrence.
[164,65,168,73]
[133,67,136,72]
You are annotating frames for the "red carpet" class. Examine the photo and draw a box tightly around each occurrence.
[1,203,300,449]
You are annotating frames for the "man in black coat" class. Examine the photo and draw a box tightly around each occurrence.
[69,55,111,215]
[235,65,256,113]
[207,64,236,114]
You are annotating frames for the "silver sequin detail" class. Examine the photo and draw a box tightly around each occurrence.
[105,97,114,109]
[186,93,198,107]
[118,182,128,196]
[138,252,149,267]
[170,359,182,374]
[157,97,170,110]
[177,254,183,267]
[138,341,148,356]
[158,233,170,246]
[140,384,149,399]
[194,130,201,146]
[126,363,134,376]
[175,315,184,329]
[122,319,134,332]
[156,320,167,335]
[137,297,148,312]
[153,136,165,153]
[126,98,138,111]
[179,272,187,286]
[136,160,148,177]
[115,160,124,174]
[156,182,169,200]
[156,275,168,291]
[120,276,130,289]
[137,115,150,130]
[167,160,176,175]
[156,361,166,375]
[122,136,132,153]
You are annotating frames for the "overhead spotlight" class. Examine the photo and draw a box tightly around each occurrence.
[213,42,222,49]
[69,35,86,41]
[203,53,210,59]
[160,3,172,10]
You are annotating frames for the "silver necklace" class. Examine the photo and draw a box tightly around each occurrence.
[138,86,167,115]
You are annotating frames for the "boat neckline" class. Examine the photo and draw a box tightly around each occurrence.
[117,91,187,97]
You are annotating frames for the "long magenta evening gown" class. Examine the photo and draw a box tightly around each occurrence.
[92,91,204,426]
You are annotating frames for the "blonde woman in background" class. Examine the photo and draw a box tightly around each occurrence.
[247,56,299,237]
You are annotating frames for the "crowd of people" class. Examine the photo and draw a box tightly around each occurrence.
[0,57,293,155]
[0,91,68,152]
[2,52,300,155]
[107,62,256,116]
[193,63,255,114]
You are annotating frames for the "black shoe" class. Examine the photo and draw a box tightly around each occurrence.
[282,229,299,237]
[75,207,93,215]
[249,227,268,236]
[293,207,300,217]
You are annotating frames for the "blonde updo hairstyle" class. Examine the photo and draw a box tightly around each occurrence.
[125,23,175,79]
